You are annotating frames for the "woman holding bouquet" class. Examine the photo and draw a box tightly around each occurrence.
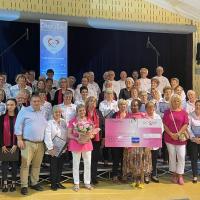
[163,94,189,185]
[123,99,152,189]
[85,96,104,185]
[68,104,94,191]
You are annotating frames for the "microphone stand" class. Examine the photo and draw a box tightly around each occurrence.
[146,37,160,67]
[0,29,28,69]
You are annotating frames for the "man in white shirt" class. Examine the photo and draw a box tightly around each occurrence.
[139,67,151,92]
[88,71,101,97]
[118,71,127,90]
[103,70,120,98]
[154,66,170,94]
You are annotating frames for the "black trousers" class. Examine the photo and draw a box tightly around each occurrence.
[190,142,200,177]
[91,141,101,181]
[2,161,18,182]
[103,147,110,161]
[49,154,65,186]
[111,147,123,177]
[151,150,158,177]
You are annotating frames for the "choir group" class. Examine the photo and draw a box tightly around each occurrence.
[0,66,199,195]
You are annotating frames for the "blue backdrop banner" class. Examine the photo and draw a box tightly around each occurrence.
[40,19,68,80]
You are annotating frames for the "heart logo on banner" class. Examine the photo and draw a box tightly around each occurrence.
[43,35,65,54]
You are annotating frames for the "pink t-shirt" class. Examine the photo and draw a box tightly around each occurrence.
[67,118,93,152]
[163,109,189,145]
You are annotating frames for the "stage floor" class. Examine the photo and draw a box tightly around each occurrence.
[0,176,199,200]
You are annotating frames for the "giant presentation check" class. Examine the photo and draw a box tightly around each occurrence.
[105,119,162,148]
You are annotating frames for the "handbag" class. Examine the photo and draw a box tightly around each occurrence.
[0,147,20,161]
[170,110,188,142]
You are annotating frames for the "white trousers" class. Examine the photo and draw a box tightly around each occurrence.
[72,151,91,185]
[166,143,186,175]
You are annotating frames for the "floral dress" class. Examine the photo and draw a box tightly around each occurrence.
[122,112,152,182]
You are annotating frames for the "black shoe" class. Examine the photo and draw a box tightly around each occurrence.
[151,176,159,183]
[51,185,58,191]
[91,179,99,185]
[10,183,16,192]
[57,183,66,189]
[2,184,8,193]
[21,187,28,195]
[30,184,43,191]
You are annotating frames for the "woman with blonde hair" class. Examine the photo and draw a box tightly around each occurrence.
[163,94,189,185]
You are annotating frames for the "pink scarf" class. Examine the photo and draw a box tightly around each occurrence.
[58,89,63,104]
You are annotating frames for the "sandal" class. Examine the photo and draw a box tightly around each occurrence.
[84,184,93,190]
[73,184,80,192]
[136,183,144,189]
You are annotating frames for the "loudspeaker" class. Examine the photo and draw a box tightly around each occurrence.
[196,43,200,65]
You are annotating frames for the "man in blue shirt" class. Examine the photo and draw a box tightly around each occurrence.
[15,93,48,195]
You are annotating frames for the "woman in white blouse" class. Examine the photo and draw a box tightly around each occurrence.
[44,105,68,191]
[99,88,118,166]
[145,101,163,183]
[188,100,200,183]
[59,90,76,126]
[99,88,118,118]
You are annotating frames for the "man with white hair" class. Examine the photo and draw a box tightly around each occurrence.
[118,71,127,90]
[139,67,151,92]
[154,66,170,94]
[88,71,101,97]
[119,77,134,100]
[186,90,197,114]
[103,70,120,98]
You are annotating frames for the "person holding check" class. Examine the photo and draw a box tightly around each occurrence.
[44,105,68,191]
[15,93,48,195]
[0,98,18,192]
[188,100,200,183]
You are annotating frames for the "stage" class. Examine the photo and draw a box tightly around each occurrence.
[0,176,199,200]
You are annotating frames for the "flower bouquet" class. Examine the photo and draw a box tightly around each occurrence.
[73,121,100,144]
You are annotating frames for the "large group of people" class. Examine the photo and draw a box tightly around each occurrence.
[0,66,199,195]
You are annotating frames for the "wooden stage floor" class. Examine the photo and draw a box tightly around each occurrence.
[0,176,200,200]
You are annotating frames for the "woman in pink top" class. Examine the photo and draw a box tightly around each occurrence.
[68,104,93,191]
[163,94,189,185]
